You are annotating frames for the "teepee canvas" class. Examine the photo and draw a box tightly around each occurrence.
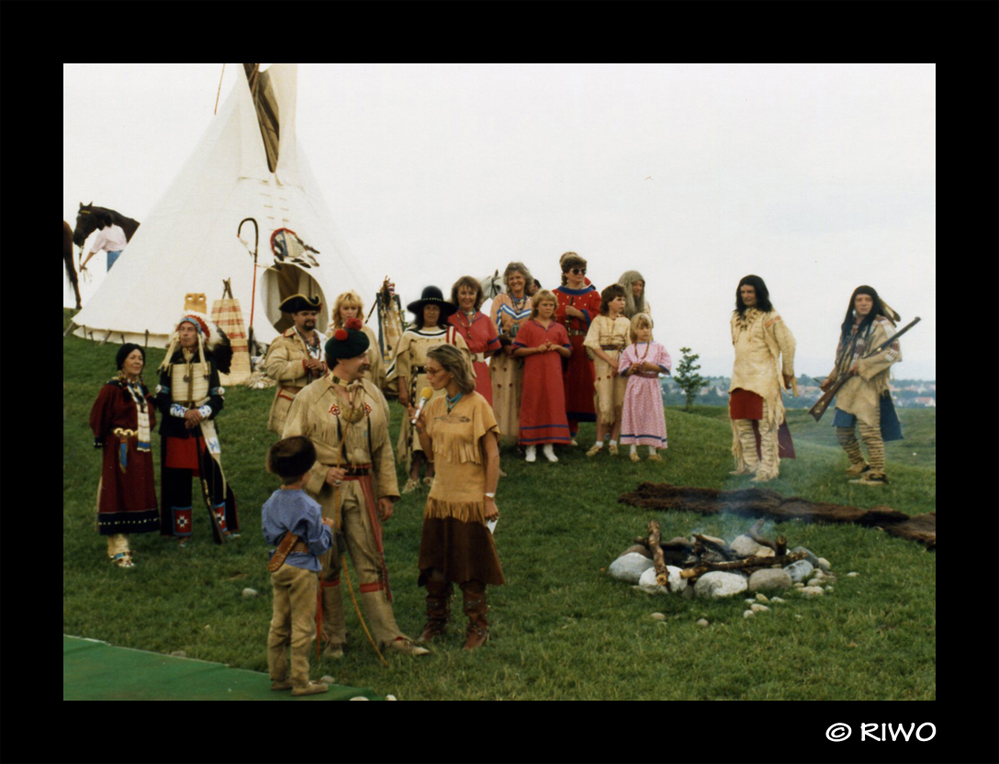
[72,64,373,350]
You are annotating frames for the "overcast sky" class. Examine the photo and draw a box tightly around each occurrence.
[64,64,935,378]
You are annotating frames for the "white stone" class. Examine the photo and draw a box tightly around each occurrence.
[755,593,770,603]
[784,560,814,583]
[846,571,859,577]
[651,612,667,621]
[790,546,820,567]
[750,603,770,613]
[825,586,834,593]
[385,695,398,701]
[730,534,763,558]
[241,588,259,598]
[743,609,755,618]
[800,586,824,597]
[638,565,688,594]
[807,579,824,588]
[770,596,786,603]
[350,696,370,701]
[694,571,749,599]
[817,558,831,571]
[695,618,710,627]
[749,568,793,592]
[609,552,654,583]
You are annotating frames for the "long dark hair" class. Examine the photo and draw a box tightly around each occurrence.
[840,285,895,341]
[734,275,773,317]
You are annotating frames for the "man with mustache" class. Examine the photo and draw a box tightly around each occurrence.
[282,318,428,659]
[264,295,328,435]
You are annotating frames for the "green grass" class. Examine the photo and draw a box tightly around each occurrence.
[63,310,935,699]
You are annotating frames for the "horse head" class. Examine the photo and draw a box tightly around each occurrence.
[73,202,97,247]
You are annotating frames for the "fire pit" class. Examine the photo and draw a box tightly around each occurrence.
[609,518,837,600]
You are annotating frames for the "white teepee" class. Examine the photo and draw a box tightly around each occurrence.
[72,64,373,349]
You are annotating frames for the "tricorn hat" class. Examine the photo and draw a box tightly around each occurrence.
[406,286,457,320]
[279,293,322,314]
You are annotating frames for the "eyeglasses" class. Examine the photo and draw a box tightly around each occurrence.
[569,268,586,275]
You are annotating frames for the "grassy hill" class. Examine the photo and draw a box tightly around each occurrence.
[63,312,935,700]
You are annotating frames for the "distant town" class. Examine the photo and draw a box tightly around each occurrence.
[661,376,936,409]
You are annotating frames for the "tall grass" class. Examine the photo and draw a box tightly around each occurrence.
[63,312,935,699]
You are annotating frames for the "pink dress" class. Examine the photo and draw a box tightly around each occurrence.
[448,311,501,405]
[618,342,672,448]
[513,319,572,446]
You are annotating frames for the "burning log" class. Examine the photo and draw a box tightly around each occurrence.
[747,518,787,556]
[692,534,738,560]
[646,520,671,592]
[679,550,807,580]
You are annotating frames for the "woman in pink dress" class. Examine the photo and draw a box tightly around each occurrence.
[448,276,501,405]
[618,313,672,461]
[512,290,572,462]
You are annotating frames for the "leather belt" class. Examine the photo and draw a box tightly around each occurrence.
[567,329,586,337]
[600,345,623,351]
[340,463,373,478]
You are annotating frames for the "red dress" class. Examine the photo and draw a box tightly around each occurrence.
[89,379,160,535]
[554,285,601,432]
[448,311,501,405]
[513,319,572,445]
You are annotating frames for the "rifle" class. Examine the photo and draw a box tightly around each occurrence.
[809,316,920,422]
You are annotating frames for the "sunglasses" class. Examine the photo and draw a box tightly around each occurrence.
[569,267,586,275]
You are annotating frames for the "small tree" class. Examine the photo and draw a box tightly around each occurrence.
[674,346,708,411]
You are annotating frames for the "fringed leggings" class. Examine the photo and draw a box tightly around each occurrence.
[835,418,885,477]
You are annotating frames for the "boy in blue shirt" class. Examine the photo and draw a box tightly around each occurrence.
[263,436,335,696]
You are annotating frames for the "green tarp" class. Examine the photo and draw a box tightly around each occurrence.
[63,635,383,701]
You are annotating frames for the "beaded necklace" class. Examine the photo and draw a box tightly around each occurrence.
[446,390,463,413]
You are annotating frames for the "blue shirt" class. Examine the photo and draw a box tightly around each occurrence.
[261,489,333,572]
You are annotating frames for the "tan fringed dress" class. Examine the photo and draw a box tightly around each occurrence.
[417,392,505,587]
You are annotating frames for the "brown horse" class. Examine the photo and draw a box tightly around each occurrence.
[64,221,82,310]
[73,202,140,249]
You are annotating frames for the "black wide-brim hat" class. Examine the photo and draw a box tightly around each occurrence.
[407,286,457,319]
[279,293,322,314]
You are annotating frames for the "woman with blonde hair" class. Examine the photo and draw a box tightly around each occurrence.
[488,262,534,444]
[512,289,572,462]
[414,343,504,650]
[327,291,385,389]
[448,276,501,405]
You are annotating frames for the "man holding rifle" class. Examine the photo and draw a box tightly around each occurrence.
[728,275,796,482]
[819,285,904,485]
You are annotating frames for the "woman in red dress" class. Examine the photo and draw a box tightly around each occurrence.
[513,290,572,462]
[553,252,600,443]
[447,276,501,405]
[89,344,159,568]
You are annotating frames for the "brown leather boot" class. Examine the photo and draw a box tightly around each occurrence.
[460,581,489,650]
[417,580,452,644]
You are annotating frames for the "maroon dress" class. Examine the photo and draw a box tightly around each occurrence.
[89,379,159,535]
[513,319,572,446]
[554,285,601,433]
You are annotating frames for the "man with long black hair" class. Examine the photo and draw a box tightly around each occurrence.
[820,285,902,485]
[728,275,796,482]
